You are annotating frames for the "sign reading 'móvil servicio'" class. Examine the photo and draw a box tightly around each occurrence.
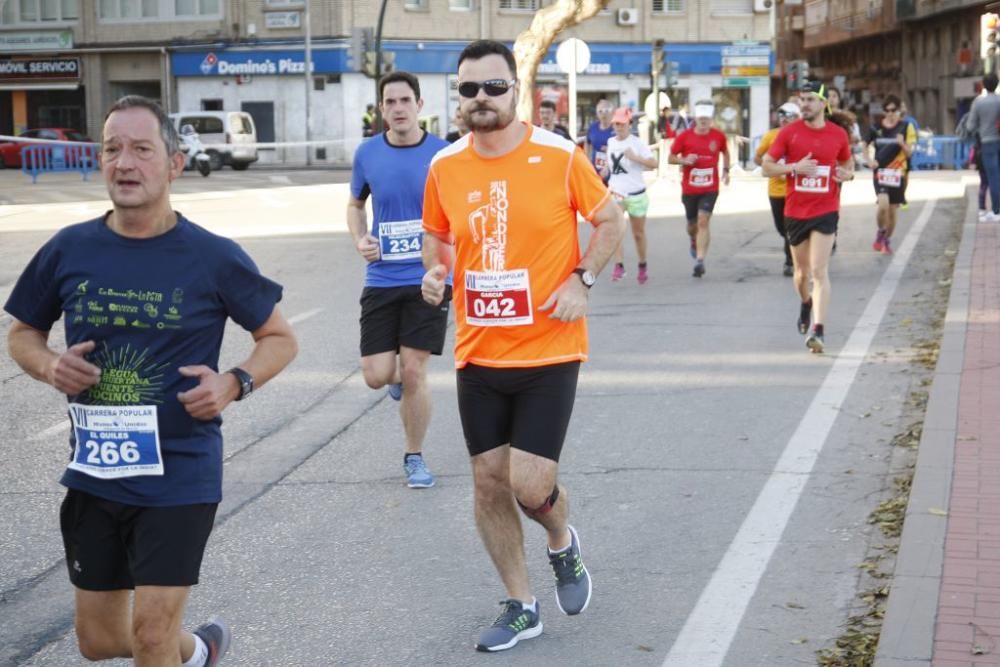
[0,58,81,82]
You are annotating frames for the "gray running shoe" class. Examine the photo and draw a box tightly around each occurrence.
[548,525,592,615]
[193,616,231,666]
[475,599,543,652]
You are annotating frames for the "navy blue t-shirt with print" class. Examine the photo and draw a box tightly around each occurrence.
[3,213,283,507]
[350,130,450,288]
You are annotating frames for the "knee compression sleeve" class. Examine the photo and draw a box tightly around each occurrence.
[517,486,560,519]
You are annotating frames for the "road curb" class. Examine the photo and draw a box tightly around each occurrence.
[874,185,977,665]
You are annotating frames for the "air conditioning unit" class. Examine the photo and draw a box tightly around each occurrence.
[617,7,638,26]
[753,0,772,11]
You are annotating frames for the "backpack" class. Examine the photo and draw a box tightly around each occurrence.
[956,112,975,141]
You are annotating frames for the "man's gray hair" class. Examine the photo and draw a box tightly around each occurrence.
[103,95,180,156]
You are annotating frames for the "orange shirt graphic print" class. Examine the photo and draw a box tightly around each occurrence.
[468,180,509,272]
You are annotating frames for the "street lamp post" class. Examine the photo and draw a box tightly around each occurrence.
[373,0,389,132]
[304,0,312,166]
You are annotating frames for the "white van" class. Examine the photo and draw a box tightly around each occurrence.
[169,111,257,170]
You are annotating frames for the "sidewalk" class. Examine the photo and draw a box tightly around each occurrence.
[877,188,1000,665]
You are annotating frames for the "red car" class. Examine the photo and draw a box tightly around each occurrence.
[0,128,91,168]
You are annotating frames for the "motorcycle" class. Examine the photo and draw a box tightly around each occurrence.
[179,125,211,177]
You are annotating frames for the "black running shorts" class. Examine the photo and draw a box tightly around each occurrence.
[360,285,452,357]
[456,361,580,461]
[60,489,217,590]
[681,192,719,223]
[785,212,839,247]
[873,173,907,205]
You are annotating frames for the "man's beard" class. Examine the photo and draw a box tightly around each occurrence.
[463,98,516,132]
[801,108,820,122]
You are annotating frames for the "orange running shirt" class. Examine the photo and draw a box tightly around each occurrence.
[423,124,611,369]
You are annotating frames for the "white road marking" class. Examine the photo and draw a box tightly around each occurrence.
[662,197,938,667]
[288,308,324,326]
[29,420,69,442]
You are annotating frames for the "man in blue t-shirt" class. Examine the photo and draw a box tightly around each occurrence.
[584,98,615,185]
[347,71,451,489]
[4,96,297,667]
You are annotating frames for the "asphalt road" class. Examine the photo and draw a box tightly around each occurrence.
[0,168,969,666]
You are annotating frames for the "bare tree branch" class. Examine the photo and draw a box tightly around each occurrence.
[512,0,610,122]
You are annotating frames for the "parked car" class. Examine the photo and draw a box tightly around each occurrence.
[0,128,91,168]
[169,111,258,170]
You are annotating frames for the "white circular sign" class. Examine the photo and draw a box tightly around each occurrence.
[556,38,591,74]
[643,91,672,120]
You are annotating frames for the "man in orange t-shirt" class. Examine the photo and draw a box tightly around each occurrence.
[421,40,625,653]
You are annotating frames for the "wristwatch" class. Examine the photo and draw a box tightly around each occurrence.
[228,367,254,401]
[573,268,597,289]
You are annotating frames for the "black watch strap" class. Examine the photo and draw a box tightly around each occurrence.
[228,367,254,401]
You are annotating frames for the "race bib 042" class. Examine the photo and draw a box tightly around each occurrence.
[67,403,163,479]
[378,219,423,262]
[464,269,533,327]
[795,165,831,193]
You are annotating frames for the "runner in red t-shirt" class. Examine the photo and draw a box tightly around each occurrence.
[762,81,854,353]
[668,100,730,278]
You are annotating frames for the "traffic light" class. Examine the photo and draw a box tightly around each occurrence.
[666,60,680,87]
[363,50,395,78]
[786,60,799,90]
[350,27,373,73]
[982,13,999,60]
[651,38,665,77]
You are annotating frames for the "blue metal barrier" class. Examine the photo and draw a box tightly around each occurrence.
[909,136,975,170]
[20,143,98,183]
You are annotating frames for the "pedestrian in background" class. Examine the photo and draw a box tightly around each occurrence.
[965,72,1000,221]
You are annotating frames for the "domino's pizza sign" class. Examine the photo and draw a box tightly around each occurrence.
[200,52,218,75]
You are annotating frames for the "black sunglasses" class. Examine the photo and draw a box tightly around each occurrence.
[884,106,899,113]
[458,79,516,98]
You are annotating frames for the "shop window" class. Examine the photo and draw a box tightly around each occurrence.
[2,0,76,23]
[653,0,685,13]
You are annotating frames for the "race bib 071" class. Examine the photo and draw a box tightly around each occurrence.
[67,404,163,479]
[378,219,423,262]
[689,167,714,188]
[464,269,533,327]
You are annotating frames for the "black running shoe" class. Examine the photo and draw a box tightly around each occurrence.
[797,301,811,335]
[693,261,705,278]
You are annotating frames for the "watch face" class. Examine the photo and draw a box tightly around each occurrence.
[583,271,596,286]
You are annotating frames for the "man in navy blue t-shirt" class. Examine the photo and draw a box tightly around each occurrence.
[347,71,451,489]
[4,96,297,666]
[584,99,615,185]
